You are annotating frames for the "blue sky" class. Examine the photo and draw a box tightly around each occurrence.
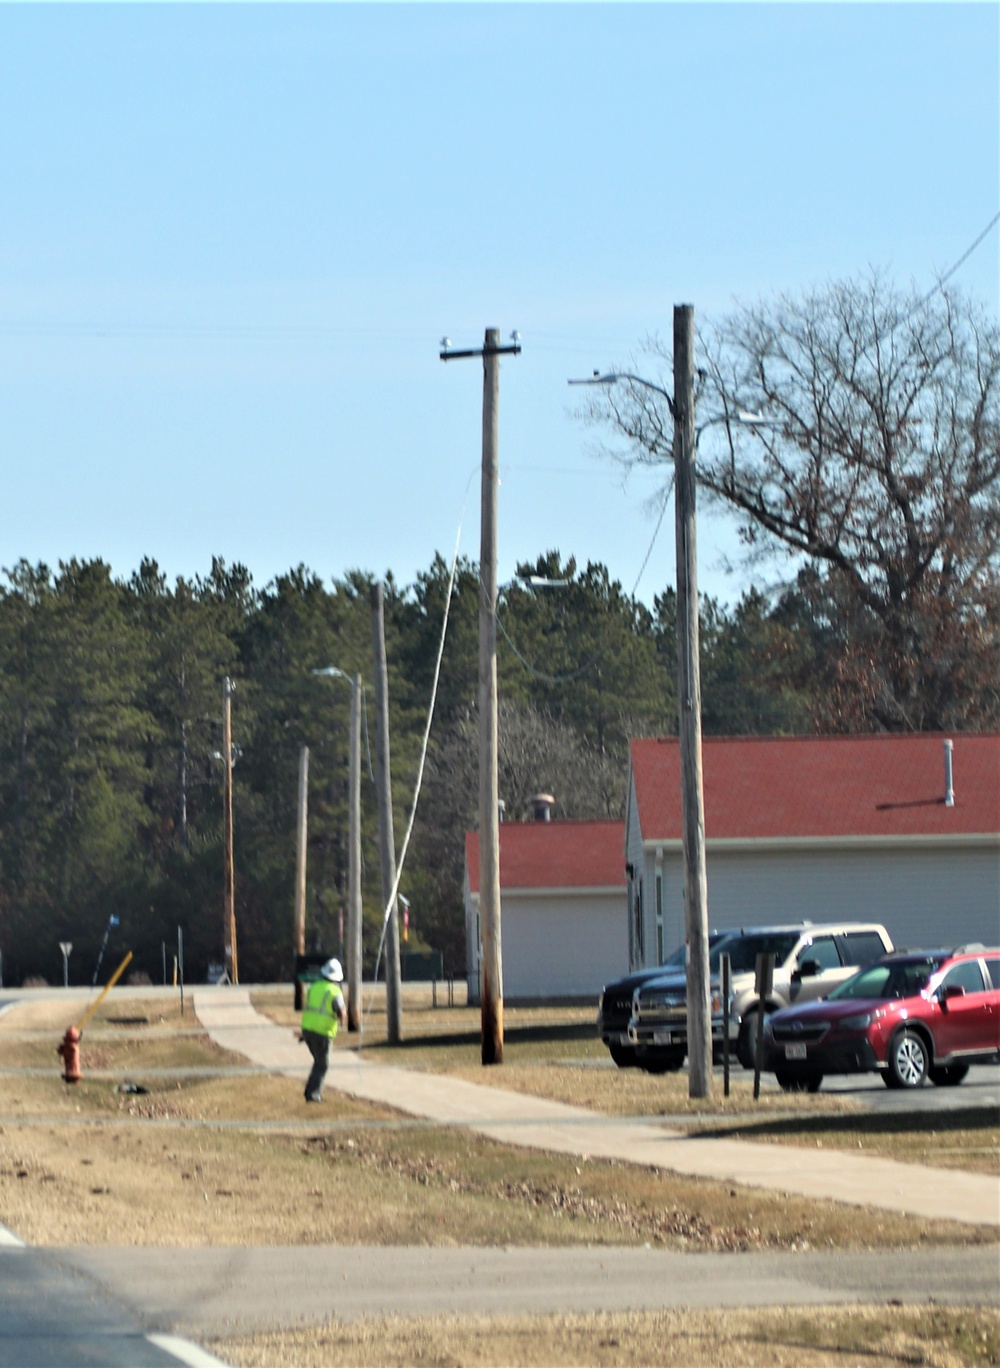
[1,3,997,608]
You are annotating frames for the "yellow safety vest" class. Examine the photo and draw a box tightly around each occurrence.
[301,977,343,1038]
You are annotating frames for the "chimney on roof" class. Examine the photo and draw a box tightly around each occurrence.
[943,739,955,807]
[529,793,555,823]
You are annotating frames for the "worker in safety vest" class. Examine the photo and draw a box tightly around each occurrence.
[301,958,347,1102]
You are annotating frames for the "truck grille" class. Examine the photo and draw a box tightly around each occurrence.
[635,999,686,1023]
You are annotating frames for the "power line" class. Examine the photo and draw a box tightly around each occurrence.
[492,487,671,687]
[897,209,1000,331]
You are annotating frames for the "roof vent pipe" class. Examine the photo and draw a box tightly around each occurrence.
[497,799,506,824]
[530,793,555,823]
[943,739,955,808]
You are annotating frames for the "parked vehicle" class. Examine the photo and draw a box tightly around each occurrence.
[629,921,894,1072]
[762,946,1000,1091]
[626,960,738,1072]
[597,935,727,1069]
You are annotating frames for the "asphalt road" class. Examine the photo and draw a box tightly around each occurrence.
[741,1061,1000,1113]
[47,1244,1000,1337]
[0,1242,224,1368]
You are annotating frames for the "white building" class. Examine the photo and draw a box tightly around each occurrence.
[464,817,626,1002]
[626,733,1000,968]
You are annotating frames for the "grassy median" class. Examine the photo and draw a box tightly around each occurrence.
[0,991,995,1252]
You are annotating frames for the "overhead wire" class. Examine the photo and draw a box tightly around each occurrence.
[492,483,671,687]
[909,209,1000,316]
[362,509,465,1032]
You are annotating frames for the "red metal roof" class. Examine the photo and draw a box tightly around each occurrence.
[465,820,625,894]
[630,734,1000,842]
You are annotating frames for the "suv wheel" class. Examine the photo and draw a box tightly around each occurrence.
[736,1011,760,1070]
[608,1042,637,1069]
[928,1062,969,1087]
[888,1029,929,1088]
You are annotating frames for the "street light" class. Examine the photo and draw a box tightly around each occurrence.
[568,306,713,1099]
[312,665,363,1032]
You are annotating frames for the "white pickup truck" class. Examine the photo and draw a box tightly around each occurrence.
[628,921,894,1071]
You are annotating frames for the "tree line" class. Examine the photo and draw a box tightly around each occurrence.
[0,547,875,988]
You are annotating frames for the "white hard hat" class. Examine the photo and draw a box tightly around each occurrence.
[320,958,343,983]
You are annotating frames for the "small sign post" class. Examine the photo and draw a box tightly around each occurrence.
[721,952,731,1098]
[752,952,774,1101]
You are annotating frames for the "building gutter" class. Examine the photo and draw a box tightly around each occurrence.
[642,832,999,854]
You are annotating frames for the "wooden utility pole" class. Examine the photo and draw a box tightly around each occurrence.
[293,745,309,1009]
[347,673,363,1031]
[440,327,520,1065]
[370,583,402,1044]
[478,329,504,1064]
[222,676,238,985]
[673,305,711,1098]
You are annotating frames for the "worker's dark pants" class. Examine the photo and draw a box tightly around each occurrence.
[303,1029,331,1101]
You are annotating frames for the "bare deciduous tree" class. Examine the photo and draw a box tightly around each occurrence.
[414,699,627,967]
[591,275,1000,730]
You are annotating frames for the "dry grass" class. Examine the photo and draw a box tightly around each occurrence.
[0,992,995,1252]
[213,1305,1000,1367]
[0,1092,992,1253]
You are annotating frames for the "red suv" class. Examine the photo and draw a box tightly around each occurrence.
[762,946,1000,1091]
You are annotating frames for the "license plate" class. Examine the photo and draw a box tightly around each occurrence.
[784,1042,808,1060]
[653,1030,672,1045]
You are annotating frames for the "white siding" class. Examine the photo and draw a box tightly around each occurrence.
[625,770,650,968]
[465,874,481,1004]
[654,843,999,949]
[502,891,628,999]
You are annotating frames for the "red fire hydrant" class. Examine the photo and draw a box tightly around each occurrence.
[57,1027,82,1084]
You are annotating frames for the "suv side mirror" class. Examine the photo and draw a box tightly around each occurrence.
[939,984,965,1009]
[795,958,821,980]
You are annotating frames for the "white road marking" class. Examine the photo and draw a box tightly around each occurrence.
[147,1333,233,1367]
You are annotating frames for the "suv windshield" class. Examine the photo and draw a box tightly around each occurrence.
[828,956,944,1002]
[709,932,800,975]
[660,943,687,972]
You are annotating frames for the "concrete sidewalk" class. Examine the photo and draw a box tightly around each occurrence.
[193,988,1000,1229]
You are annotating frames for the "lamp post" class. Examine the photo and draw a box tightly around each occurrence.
[312,666,363,1031]
[569,304,712,1098]
[221,677,238,986]
[293,744,309,1011]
